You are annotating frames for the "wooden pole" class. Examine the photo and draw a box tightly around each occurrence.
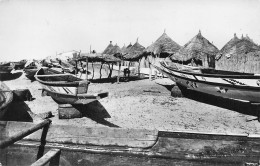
[138,59,141,78]
[92,62,94,80]
[75,60,77,76]
[31,149,61,166]
[100,63,103,79]
[0,119,51,149]
[117,62,121,83]
[149,62,152,81]
[85,57,88,80]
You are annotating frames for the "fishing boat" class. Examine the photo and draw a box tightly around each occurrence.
[0,82,13,119]
[23,60,41,80]
[2,120,260,165]
[35,67,106,104]
[13,60,27,70]
[0,62,14,74]
[153,61,260,103]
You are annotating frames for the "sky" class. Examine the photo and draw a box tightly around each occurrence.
[0,0,260,61]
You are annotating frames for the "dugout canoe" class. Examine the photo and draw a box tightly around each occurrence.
[2,121,260,165]
[153,61,260,103]
[35,68,105,104]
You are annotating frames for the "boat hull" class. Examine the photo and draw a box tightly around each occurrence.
[24,68,38,80]
[0,82,13,119]
[3,121,260,165]
[154,62,260,103]
[44,88,103,105]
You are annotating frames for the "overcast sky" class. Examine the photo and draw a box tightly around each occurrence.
[0,0,260,61]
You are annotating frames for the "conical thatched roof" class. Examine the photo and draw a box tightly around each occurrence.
[102,41,114,54]
[121,44,126,53]
[170,30,219,62]
[108,44,121,55]
[123,39,145,61]
[145,31,181,56]
[216,34,260,60]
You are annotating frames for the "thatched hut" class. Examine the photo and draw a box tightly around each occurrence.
[145,31,181,58]
[170,30,219,68]
[216,34,260,73]
[123,39,145,61]
[143,31,181,70]
[102,41,114,55]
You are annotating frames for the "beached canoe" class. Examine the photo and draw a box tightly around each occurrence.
[2,120,260,165]
[23,61,41,80]
[0,62,14,74]
[35,68,105,104]
[153,61,260,103]
[0,82,13,119]
[13,60,27,70]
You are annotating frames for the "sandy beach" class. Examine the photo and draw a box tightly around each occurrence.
[3,65,260,135]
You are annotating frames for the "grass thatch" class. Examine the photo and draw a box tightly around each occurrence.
[215,34,260,73]
[216,51,260,73]
[122,39,145,61]
[216,34,260,60]
[102,41,114,54]
[145,31,181,57]
[170,30,219,68]
[76,53,121,63]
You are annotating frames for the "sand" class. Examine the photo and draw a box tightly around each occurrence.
[3,65,260,135]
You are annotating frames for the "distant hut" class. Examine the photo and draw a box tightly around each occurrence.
[103,41,114,54]
[216,34,260,73]
[170,30,219,68]
[144,30,181,70]
[121,38,145,76]
[123,38,145,61]
[145,30,181,58]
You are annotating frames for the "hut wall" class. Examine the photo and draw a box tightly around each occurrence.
[216,51,260,73]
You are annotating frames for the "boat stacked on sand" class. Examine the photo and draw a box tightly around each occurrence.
[0,82,13,119]
[23,60,41,80]
[153,61,260,103]
[35,68,107,104]
[0,62,14,75]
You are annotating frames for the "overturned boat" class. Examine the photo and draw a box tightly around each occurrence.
[0,82,13,119]
[154,61,260,103]
[35,68,107,104]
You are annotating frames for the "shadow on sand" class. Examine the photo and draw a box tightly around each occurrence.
[174,86,258,119]
[1,101,33,122]
[0,72,23,81]
[72,101,120,128]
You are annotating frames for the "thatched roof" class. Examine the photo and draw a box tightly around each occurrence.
[145,31,181,56]
[102,41,114,54]
[122,39,145,61]
[108,44,121,55]
[76,53,121,63]
[216,34,260,60]
[170,30,219,61]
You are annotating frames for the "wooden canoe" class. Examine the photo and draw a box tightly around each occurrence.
[0,82,13,119]
[153,61,260,103]
[34,68,104,104]
[2,121,260,165]
[0,63,13,74]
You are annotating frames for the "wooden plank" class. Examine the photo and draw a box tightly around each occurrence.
[31,149,60,166]
[4,121,158,148]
